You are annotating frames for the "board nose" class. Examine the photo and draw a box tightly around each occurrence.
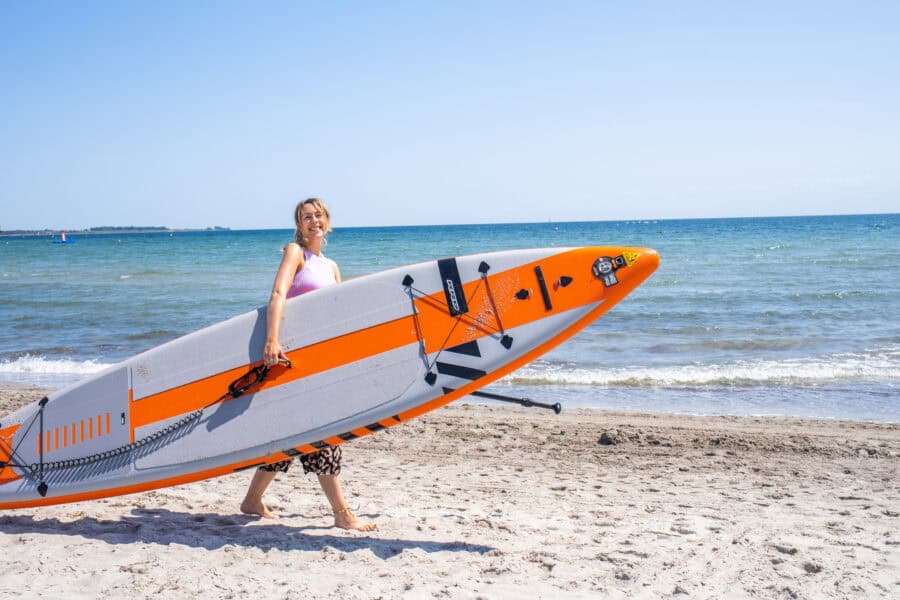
[588,246,659,290]
[635,247,660,272]
[622,247,659,284]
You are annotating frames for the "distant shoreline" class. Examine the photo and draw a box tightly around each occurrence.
[2,212,896,238]
[0,226,231,238]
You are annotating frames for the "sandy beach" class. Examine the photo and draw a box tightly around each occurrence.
[1,383,898,599]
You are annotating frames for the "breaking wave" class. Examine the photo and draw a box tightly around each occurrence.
[0,355,112,387]
[505,349,900,389]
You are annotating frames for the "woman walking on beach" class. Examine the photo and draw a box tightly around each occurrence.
[240,198,376,531]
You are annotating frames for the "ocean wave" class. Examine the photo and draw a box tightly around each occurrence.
[505,351,900,388]
[0,354,112,377]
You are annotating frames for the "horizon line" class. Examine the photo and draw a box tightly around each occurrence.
[2,211,897,235]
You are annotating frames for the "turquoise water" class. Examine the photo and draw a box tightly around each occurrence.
[1,214,898,421]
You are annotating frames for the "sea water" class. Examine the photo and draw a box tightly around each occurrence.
[1,214,897,422]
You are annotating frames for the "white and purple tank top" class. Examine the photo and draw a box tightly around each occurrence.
[286,248,336,298]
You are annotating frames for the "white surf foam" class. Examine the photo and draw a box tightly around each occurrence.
[505,349,900,388]
[0,355,112,387]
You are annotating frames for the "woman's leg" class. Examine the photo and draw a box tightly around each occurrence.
[240,468,279,519]
[317,474,377,531]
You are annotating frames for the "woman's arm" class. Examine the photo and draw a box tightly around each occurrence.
[264,243,304,365]
[330,259,342,284]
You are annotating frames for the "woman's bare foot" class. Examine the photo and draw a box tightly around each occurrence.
[334,506,377,531]
[240,499,278,519]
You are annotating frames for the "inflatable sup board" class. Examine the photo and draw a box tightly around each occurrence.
[0,246,658,509]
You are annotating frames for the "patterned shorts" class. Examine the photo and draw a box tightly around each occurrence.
[259,445,342,476]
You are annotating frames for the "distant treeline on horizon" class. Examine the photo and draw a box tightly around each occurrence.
[0,226,231,236]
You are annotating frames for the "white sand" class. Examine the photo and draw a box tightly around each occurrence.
[1,384,898,599]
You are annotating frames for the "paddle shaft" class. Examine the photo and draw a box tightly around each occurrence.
[469,390,562,414]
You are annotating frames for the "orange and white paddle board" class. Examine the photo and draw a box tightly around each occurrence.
[0,246,658,509]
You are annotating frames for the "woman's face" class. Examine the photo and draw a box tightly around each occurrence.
[299,202,329,241]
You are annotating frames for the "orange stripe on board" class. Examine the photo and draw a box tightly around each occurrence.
[379,416,401,428]
[106,413,110,435]
[130,316,419,430]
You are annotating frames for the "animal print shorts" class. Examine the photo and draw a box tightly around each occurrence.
[258,445,342,476]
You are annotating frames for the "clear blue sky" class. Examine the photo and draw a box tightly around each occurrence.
[2,1,898,230]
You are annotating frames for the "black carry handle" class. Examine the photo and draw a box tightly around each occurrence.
[469,390,562,414]
[228,359,292,398]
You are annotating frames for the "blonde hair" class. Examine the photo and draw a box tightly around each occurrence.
[293,197,332,247]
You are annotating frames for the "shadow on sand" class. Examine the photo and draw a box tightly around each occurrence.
[0,508,494,559]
